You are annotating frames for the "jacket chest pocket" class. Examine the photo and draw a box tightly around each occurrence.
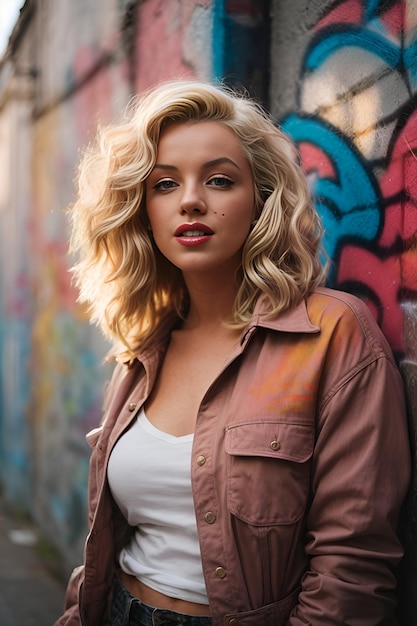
[225,420,314,526]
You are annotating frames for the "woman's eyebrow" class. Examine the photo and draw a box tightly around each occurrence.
[153,157,241,171]
[204,157,241,170]
[152,164,177,171]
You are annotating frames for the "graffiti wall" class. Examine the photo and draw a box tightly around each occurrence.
[133,0,214,92]
[272,0,417,360]
[212,0,270,100]
[0,95,32,507]
[0,9,38,513]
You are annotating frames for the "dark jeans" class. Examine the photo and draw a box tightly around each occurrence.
[106,576,213,626]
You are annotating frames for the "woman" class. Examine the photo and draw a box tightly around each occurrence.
[56,80,410,625]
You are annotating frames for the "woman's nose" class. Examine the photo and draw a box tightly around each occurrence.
[179,184,207,215]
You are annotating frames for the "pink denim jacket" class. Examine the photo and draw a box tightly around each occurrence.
[55,288,410,626]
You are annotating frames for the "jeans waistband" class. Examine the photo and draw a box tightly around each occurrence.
[110,576,213,626]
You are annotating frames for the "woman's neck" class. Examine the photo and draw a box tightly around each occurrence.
[182,274,239,330]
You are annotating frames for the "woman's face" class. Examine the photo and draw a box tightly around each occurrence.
[145,121,256,281]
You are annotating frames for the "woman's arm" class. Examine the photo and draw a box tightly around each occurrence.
[53,566,84,625]
[289,356,410,625]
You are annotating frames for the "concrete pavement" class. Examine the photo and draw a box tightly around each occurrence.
[0,499,66,625]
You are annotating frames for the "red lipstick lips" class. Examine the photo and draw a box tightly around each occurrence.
[174,223,214,247]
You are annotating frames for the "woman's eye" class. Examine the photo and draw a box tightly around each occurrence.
[154,179,177,191]
[208,176,234,188]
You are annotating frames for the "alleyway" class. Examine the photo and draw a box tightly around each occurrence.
[0,499,66,625]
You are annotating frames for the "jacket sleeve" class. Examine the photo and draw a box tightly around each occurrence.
[53,565,84,625]
[289,341,410,623]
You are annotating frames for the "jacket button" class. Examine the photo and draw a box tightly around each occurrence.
[196,455,206,466]
[128,402,137,412]
[270,439,280,451]
[215,566,226,579]
[205,511,216,524]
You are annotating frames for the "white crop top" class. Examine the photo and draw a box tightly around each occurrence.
[107,407,208,605]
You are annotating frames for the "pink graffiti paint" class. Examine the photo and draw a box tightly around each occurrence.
[72,44,114,144]
[134,0,196,93]
[316,0,362,29]
[338,246,404,352]
[379,109,417,246]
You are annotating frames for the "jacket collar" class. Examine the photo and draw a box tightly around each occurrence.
[120,294,320,366]
[250,294,320,334]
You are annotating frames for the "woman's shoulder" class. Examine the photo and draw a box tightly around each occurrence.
[306,287,395,362]
[308,286,372,314]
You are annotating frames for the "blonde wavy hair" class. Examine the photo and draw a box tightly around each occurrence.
[69,79,327,355]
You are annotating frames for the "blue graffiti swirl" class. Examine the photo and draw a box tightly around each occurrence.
[281,114,381,268]
[304,24,401,72]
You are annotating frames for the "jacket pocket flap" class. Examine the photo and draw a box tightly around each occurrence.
[225,421,313,463]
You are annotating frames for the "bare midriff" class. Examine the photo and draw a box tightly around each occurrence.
[118,570,211,616]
